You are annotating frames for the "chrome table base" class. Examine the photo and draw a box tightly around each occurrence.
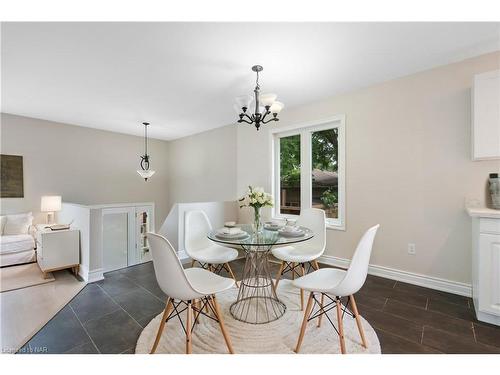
[229,245,286,324]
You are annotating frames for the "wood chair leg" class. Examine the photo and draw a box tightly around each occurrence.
[225,263,239,288]
[186,301,193,354]
[150,298,173,354]
[274,261,285,289]
[312,260,320,270]
[336,297,346,354]
[210,295,234,354]
[300,263,306,311]
[317,293,324,327]
[294,292,314,353]
[350,295,367,348]
[190,259,196,268]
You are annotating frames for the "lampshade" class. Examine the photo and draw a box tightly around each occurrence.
[270,101,284,114]
[137,169,156,180]
[259,93,277,107]
[41,196,62,212]
[235,94,253,109]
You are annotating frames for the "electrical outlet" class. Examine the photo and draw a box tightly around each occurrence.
[408,243,416,255]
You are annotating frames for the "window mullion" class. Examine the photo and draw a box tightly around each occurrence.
[273,136,281,218]
[300,131,312,210]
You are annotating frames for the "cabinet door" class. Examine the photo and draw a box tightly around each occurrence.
[102,209,133,272]
[478,233,500,315]
[472,70,500,160]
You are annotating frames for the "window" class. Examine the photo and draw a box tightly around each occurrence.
[279,134,301,215]
[272,116,345,229]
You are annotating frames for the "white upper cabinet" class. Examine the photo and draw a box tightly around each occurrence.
[472,70,500,160]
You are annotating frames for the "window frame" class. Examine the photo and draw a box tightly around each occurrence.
[270,115,346,230]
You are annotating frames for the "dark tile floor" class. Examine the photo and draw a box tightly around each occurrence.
[18,259,500,354]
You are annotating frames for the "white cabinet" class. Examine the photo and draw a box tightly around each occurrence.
[469,208,500,326]
[101,204,154,273]
[36,226,80,278]
[472,70,500,160]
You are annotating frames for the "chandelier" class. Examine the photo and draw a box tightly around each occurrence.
[235,65,284,130]
[137,122,155,181]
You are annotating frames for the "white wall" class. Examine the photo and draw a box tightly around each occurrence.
[237,51,500,285]
[167,124,237,208]
[0,113,169,229]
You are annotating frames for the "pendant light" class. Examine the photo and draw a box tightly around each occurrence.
[137,122,155,181]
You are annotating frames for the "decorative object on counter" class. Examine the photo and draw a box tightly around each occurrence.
[0,154,24,198]
[239,186,274,234]
[137,122,155,181]
[489,173,500,209]
[41,195,62,224]
[234,65,284,131]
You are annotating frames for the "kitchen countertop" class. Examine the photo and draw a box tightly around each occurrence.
[466,207,500,219]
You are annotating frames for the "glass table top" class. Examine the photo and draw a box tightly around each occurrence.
[207,224,314,247]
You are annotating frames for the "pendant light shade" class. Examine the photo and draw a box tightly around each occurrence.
[137,169,156,180]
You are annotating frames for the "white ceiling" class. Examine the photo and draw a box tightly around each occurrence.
[2,22,499,140]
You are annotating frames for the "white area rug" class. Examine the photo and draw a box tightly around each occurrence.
[0,270,85,353]
[136,280,380,354]
[0,263,54,293]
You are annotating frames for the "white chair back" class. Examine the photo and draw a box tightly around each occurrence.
[147,232,199,301]
[184,210,213,257]
[296,208,326,254]
[333,224,380,296]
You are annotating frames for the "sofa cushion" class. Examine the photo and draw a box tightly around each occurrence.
[0,234,35,254]
[3,212,33,235]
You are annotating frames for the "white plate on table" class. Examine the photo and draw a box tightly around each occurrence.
[215,231,249,240]
[264,222,284,231]
[278,228,305,238]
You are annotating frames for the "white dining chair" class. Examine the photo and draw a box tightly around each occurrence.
[292,224,380,354]
[147,232,235,354]
[185,210,239,287]
[272,208,326,310]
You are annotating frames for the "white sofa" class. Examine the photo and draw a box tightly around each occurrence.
[0,212,36,267]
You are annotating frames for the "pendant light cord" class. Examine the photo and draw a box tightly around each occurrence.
[145,123,148,156]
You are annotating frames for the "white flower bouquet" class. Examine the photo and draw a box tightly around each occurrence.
[239,186,273,233]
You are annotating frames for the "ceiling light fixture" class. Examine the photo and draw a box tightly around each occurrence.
[235,65,284,130]
[137,122,155,181]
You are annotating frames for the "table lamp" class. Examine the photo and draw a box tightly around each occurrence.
[41,195,62,224]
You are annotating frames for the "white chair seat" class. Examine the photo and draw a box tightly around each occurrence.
[292,268,347,293]
[190,244,238,264]
[271,245,323,263]
[185,267,235,297]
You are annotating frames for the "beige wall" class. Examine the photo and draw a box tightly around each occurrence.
[237,51,500,284]
[167,124,237,207]
[0,113,169,229]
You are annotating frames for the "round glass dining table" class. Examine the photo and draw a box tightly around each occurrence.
[207,224,314,324]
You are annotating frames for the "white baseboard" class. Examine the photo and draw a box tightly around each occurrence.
[78,264,104,283]
[319,254,472,297]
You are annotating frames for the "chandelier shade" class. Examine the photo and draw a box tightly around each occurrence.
[259,93,277,107]
[235,65,283,130]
